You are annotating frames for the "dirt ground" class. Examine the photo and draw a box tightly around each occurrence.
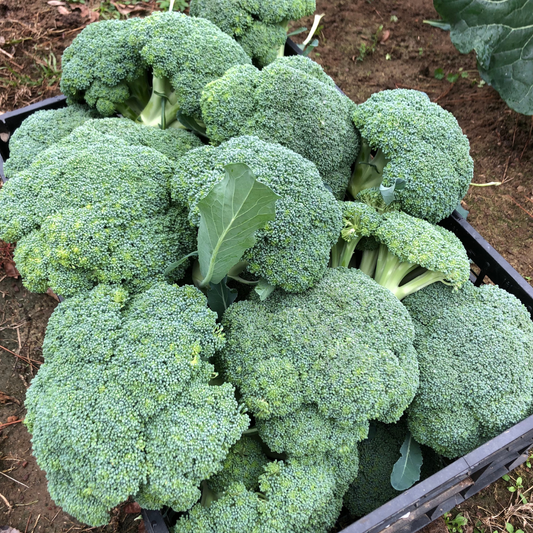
[1,0,532,532]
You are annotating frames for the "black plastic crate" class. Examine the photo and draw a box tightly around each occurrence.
[2,49,533,533]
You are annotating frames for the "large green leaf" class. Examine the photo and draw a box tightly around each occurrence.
[433,0,533,115]
[207,277,238,320]
[390,433,423,491]
[197,163,280,287]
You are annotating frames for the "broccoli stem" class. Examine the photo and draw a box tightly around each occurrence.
[200,481,221,508]
[393,270,450,300]
[348,141,388,199]
[359,248,379,277]
[373,244,419,294]
[277,20,290,58]
[138,75,182,129]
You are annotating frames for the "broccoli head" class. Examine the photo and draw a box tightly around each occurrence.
[189,0,316,68]
[332,201,471,300]
[200,56,360,198]
[349,89,474,223]
[0,134,197,296]
[60,12,251,127]
[173,454,354,533]
[403,282,533,458]
[171,135,342,292]
[24,282,249,526]
[3,104,97,178]
[219,267,419,458]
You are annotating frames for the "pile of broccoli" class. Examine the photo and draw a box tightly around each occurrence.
[1,5,533,533]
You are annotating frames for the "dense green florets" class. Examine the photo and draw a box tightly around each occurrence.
[64,118,204,161]
[3,104,98,178]
[173,455,352,533]
[208,436,269,493]
[171,135,342,292]
[403,282,533,458]
[220,267,419,457]
[200,56,359,198]
[25,282,248,527]
[350,89,474,223]
[190,0,315,68]
[0,136,196,296]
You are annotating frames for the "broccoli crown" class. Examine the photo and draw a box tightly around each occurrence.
[171,135,342,292]
[256,404,366,457]
[3,104,97,178]
[60,12,251,122]
[62,117,203,161]
[220,267,419,457]
[24,282,248,527]
[374,211,471,286]
[60,18,148,116]
[0,137,196,296]
[190,0,316,68]
[403,282,533,458]
[200,56,360,199]
[208,436,269,493]
[129,12,251,117]
[351,89,474,223]
[173,455,348,533]
[334,202,471,299]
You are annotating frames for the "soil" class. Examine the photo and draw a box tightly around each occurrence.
[1,0,532,532]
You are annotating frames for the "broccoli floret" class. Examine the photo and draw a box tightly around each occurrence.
[403,282,533,458]
[349,89,474,223]
[3,104,97,178]
[189,0,316,68]
[200,56,359,198]
[24,282,248,526]
[64,118,204,161]
[208,436,269,493]
[0,136,196,296]
[220,267,419,458]
[60,12,251,127]
[171,136,342,292]
[173,455,351,533]
[333,203,471,299]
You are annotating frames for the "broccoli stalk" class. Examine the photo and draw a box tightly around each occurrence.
[137,75,182,129]
[347,140,388,199]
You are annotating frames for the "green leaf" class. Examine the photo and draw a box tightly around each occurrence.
[447,73,460,83]
[176,111,208,138]
[164,251,198,277]
[455,204,469,219]
[197,163,280,287]
[207,276,238,319]
[433,0,533,115]
[502,474,511,481]
[509,486,517,492]
[380,178,405,205]
[287,27,307,37]
[423,19,451,31]
[506,523,514,533]
[254,278,276,301]
[434,67,445,80]
[390,433,423,491]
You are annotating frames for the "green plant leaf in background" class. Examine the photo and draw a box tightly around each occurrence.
[207,276,238,319]
[254,278,276,301]
[390,433,423,491]
[197,163,280,287]
[432,0,533,115]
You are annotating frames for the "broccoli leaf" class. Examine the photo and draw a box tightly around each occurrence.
[254,278,276,301]
[390,432,423,491]
[197,163,280,287]
[433,0,533,115]
[207,276,238,319]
